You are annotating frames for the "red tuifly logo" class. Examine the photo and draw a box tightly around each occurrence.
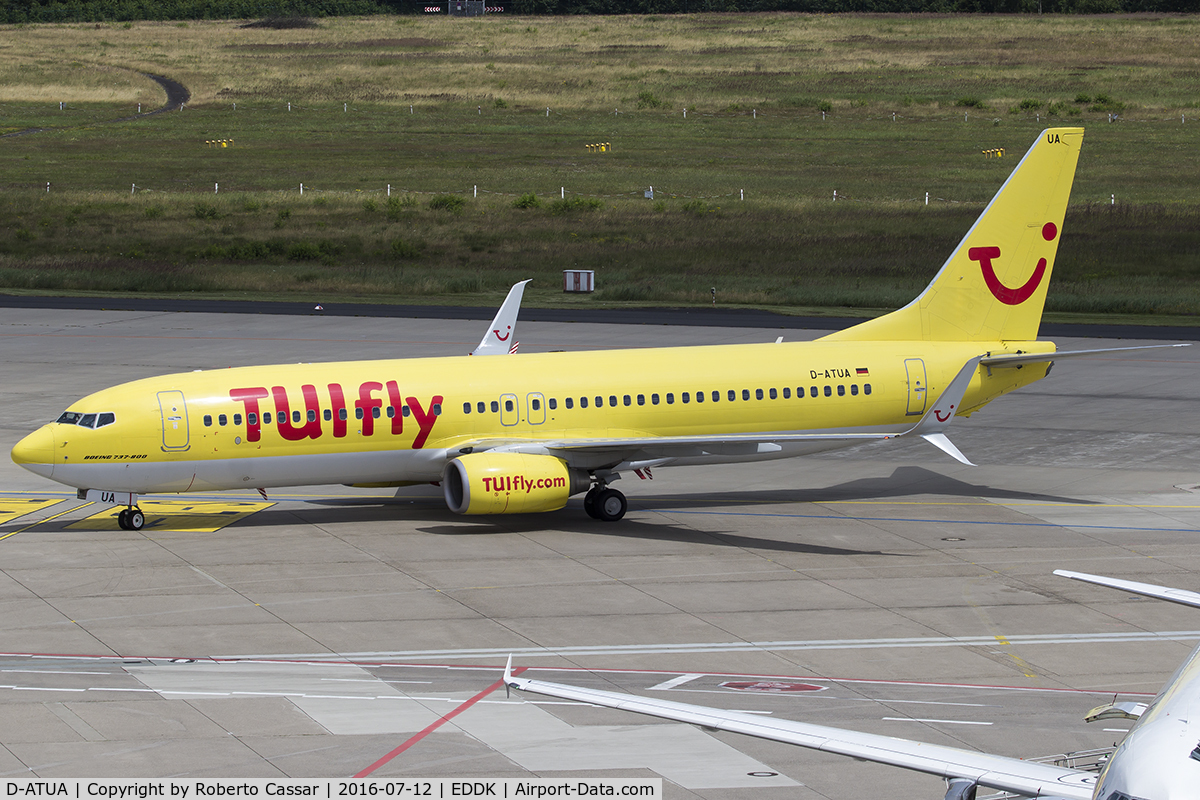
[970,223,1058,305]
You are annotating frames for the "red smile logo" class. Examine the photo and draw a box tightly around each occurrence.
[970,223,1058,306]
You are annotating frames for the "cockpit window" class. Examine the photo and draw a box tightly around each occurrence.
[55,411,116,429]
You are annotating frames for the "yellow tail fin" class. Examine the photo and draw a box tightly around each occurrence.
[824,128,1084,343]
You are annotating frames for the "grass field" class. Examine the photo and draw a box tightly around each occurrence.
[1,13,1198,318]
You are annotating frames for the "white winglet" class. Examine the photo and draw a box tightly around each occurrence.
[1054,569,1200,610]
[472,280,531,356]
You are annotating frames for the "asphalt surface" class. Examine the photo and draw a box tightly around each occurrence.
[0,308,1197,795]
[0,293,1195,341]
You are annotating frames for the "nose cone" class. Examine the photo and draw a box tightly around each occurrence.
[11,426,55,478]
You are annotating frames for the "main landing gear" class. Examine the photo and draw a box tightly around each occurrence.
[117,507,145,531]
[583,485,627,522]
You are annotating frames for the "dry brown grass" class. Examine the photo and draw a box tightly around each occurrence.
[1,14,1197,111]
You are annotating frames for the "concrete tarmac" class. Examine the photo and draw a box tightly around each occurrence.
[1,308,1198,797]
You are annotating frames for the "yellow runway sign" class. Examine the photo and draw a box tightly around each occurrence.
[0,499,61,525]
[68,500,273,532]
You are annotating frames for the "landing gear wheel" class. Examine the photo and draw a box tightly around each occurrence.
[595,488,627,522]
[583,488,602,520]
[117,509,130,530]
[127,509,145,531]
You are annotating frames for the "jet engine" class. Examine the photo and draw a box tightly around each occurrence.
[443,452,588,515]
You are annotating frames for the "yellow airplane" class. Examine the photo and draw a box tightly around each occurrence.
[9,128,1181,530]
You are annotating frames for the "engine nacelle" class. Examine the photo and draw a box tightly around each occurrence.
[443,452,588,515]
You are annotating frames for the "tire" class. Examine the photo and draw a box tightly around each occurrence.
[583,487,601,519]
[595,488,627,522]
[117,509,130,530]
[128,510,145,531]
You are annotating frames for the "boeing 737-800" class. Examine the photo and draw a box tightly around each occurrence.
[10,127,1180,529]
[505,570,1200,800]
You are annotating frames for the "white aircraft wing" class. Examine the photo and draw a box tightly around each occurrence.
[1055,569,1200,610]
[503,660,1096,800]
[472,280,531,355]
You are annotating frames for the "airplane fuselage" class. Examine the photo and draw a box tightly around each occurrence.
[14,338,1051,496]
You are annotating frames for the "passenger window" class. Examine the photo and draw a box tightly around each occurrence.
[505,399,514,412]
[609,395,617,407]
[695,391,704,403]
[837,385,845,396]
[865,383,872,395]
[549,398,557,410]
[264,412,273,424]
[324,409,332,421]
[386,406,395,418]
[432,403,441,415]
[308,409,317,422]
[596,396,603,407]
[580,397,588,408]
[372,407,381,419]
[463,402,472,414]
[80,413,97,428]
[97,412,116,428]
[338,409,348,421]
[566,397,574,409]
[850,385,859,396]
[810,387,818,398]
[824,386,832,397]
[755,389,764,400]
[477,401,485,413]
[491,400,499,413]
[204,415,213,427]
[769,388,777,399]
[783,388,791,399]
[651,394,659,405]
[219,414,228,426]
[355,408,364,420]
[623,395,631,406]
[532,398,541,411]
[728,390,735,401]
[682,392,690,404]
[402,406,411,417]
[712,391,719,402]
[742,389,750,401]
[666,393,674,404]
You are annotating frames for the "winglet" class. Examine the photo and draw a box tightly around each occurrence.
[903,356,983,465]
[503,654,514,698]
[472,280,531,356]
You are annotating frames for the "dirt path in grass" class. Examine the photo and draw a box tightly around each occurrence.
[1,70,191,138]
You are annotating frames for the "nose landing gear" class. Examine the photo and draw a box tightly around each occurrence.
[583,485,627,522]
[117,507,145,531]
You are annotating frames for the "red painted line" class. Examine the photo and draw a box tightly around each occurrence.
[354,667,527,778]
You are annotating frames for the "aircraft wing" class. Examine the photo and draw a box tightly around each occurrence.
[503,660,1095,800]
[1054,569,1200,610]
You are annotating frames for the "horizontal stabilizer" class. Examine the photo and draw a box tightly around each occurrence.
[983,342,1190,368]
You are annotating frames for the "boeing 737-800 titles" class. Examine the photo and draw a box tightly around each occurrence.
[9,127,1182,529]
[505,570,1200,800]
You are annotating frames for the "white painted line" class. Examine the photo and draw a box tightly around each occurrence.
[882,717,993,726]
[227,629,1200,662]
[1104,728,1131,733]
[2,669,113,676]
[648,673,704,691]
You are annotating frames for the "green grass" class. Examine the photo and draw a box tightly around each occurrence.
[1,14,1199,320]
